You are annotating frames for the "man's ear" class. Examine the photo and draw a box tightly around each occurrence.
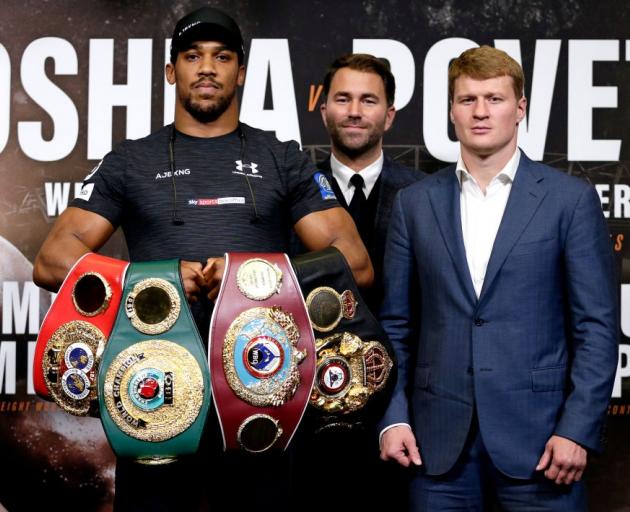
[320,101,328,127]
[516,96,527,124]
[237,65,246,87]
[166,62,176,86]
[384,105,396,132]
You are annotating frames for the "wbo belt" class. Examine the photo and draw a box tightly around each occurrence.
[98,259,210,464]
[291,247,395,431]
[33,253,128,416]
[210,253,316,453]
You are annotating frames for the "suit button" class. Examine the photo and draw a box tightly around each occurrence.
[474,318,485,326]
[467,367,474,375]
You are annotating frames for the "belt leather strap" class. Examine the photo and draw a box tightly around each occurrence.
[98,259,210,462]
[33,253,128,416]
[210,253,316,452]
[291,247,395,431]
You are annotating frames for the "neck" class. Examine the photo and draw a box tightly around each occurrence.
[173,100,240,138]
[331,143,382,172]
[461,142,516,191]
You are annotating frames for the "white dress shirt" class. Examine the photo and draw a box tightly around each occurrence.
[457,149,520,297]
[330,151,384,204]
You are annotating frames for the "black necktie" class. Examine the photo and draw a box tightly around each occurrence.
[348,173,367,231]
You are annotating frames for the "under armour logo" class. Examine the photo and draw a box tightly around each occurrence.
[235,160,258,174]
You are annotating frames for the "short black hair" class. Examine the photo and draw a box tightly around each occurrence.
[323,53,395,106]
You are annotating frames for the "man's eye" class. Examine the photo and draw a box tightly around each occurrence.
[216,54,230,62]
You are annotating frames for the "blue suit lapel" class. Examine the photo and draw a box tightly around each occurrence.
[478,154,547,305]
[428,168,477,304]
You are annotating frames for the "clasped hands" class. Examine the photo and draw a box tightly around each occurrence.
[180,258,226,303]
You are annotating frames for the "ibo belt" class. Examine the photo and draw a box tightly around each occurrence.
[98,259,210,463]
[33,253,128,416]
[210,253,316,452]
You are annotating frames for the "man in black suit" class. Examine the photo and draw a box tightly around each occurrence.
[319,53,424,312]
[292,54,424,510]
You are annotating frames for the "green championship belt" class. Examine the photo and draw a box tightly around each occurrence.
[98,259,210,463]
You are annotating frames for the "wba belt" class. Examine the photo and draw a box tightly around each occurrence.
[292,247,394,431]
[33,253,128,416]
[98,259,210,463]
[210,253,316,452]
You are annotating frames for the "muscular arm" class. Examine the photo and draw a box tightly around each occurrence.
[294,206,373,287]
[33,207,115,292]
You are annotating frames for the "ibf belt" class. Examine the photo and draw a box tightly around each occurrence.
[209,253,316,453]
[33,253,128,416]
[291,247,395,429]
[98,260,210,463]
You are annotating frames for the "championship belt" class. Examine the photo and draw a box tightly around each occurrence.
[33,253,128,416]
[291,247,395,431]
[209,253,316,452]
[98,259,210,463]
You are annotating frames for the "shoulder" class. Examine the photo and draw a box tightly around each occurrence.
[382,156,427,186]
[399,164,453,195]
[108,125,171,158]
[240,123,299,152]
[518,152,592,196]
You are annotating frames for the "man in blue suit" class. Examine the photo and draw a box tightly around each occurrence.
[379,46,618,510]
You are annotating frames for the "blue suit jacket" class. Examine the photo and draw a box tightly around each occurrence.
[379,152,618,478]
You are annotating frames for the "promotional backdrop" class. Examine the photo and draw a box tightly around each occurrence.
[0,1,629,509]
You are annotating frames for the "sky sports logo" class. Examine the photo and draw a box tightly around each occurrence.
[188,197,245,206]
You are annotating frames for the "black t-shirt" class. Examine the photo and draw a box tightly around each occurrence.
[71,123,338,262]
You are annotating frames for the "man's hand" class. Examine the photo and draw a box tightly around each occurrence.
[380,425,422,468]
[180,261,205,302]
[535,435,587,485]
[202,257,226,301]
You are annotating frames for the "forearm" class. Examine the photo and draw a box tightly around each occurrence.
[33,208,116,292]
[33,232,93,292]
[330,236,373,288]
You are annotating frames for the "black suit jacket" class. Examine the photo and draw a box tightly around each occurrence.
[319,155,425,311]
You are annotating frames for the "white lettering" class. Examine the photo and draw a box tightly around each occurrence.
[28,341,35,395]
[163,38,174,126]
[495,39,561,160]
[0,342,16,394]
[2,282,40,335]
[423,38,477,162]
[596,184,610,218]
[88,39,152,159]
[613,344,630,398]
[353,39,415,111]
[240,39,301,145]
[568,40,620,161]
[45,182,71,216]
[614,185,630,219]
[0,43,9,153]
[18,37,78,161]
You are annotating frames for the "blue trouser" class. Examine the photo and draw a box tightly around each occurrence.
[409,418,586,511]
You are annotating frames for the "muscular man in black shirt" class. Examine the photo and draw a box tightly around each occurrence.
[33,6,371,511]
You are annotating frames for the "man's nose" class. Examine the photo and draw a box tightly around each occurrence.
[198,55,216,75]
[347,99,362,117]
[473,99,488,118]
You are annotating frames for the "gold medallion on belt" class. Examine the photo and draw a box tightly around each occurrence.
[102,340,204,442]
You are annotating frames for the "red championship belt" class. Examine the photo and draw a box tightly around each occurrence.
[33,253,128,415]
[209,253,316,452]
